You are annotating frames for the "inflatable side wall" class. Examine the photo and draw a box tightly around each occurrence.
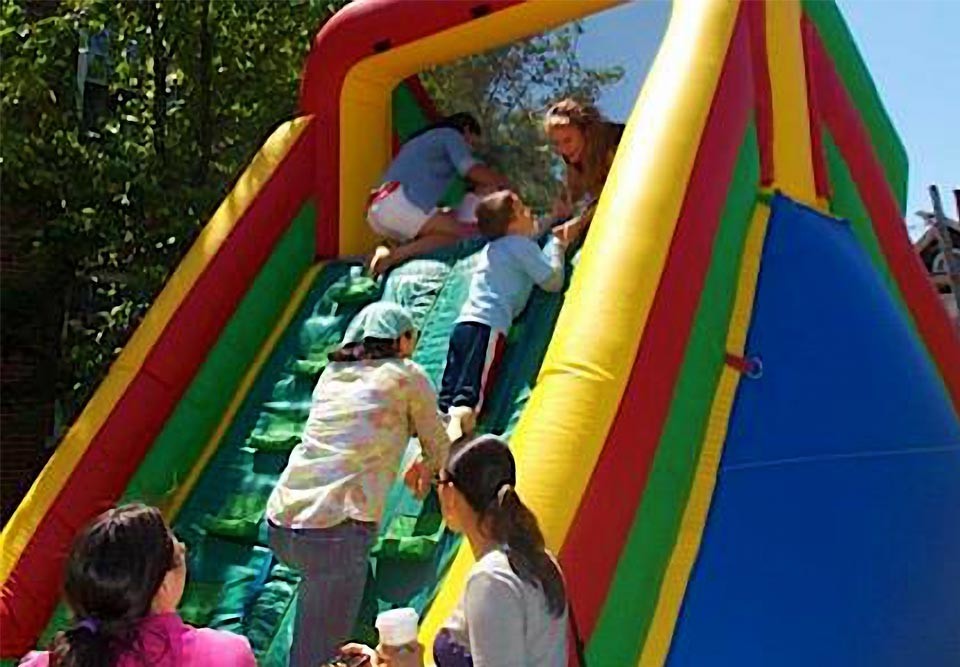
[2,1,956,663]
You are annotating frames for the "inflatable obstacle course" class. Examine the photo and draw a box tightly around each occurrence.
[3,1,958,665]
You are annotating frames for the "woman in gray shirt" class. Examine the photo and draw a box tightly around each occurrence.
[344,435,570,667]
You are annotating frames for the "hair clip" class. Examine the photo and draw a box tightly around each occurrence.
[496,483,513,506]
[76,618,99,634]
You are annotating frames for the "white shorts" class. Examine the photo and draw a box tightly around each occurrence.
[367,184,433,242]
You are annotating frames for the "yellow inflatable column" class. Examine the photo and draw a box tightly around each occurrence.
[766,0,817,203]
[420,0,742,653]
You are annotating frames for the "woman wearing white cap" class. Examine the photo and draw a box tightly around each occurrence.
[266,301,450,667]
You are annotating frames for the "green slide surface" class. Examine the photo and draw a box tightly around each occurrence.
[167,236,582,665]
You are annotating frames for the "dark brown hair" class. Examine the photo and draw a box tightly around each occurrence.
[327,334,412,363]
[475,190,518,240]
[50,504,177,667]
[444,435,567,617]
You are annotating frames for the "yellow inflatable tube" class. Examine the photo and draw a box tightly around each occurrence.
[766,0,816,203]
[420,0,741,647]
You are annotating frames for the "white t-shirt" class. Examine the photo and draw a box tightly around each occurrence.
[441,548,568,667]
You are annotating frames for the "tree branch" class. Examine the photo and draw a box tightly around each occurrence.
[148,1,167,163]
[195,0,213,184]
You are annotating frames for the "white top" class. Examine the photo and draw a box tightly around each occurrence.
[442,548,568,667]
[266,358,449,529]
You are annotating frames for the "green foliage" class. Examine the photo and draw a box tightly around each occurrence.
[1,0,345,423]
[421,23,624,210]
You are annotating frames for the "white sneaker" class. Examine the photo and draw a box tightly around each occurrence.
[446,406,476,441]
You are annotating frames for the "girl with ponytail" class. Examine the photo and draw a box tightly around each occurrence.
[432,435,568,666]
[19,504,254,667]
[343,434,569,667]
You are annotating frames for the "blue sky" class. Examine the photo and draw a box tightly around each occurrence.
[577,1,959,236]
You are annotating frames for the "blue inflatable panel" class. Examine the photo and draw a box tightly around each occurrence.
[667,195,960,667]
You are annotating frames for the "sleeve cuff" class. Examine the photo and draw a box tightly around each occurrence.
[546,236,565,260]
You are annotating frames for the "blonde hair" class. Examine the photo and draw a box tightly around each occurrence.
[544,98,621,203]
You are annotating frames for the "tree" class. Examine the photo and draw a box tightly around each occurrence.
[421,23,623,210]
[1,0,347,435]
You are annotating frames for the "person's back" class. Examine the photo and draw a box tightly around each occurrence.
[383,128,475,215]
[437,548,567,667]
[459,234,560,334]
[266,356,445,530]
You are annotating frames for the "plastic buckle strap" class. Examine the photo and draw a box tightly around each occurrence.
[724,353,763,379]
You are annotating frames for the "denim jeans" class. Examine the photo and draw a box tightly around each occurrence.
[268,520,378,667]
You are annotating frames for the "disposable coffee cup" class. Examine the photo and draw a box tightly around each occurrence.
[375,607,419,647]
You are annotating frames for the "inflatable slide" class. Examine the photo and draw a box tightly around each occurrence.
[3,1,958,664]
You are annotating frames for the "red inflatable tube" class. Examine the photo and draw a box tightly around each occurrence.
[746,1,774,186]
[801,18,831,201]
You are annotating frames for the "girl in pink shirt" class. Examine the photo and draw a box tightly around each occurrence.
[19,504,254,667]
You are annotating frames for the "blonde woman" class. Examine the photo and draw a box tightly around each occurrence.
[543,98,624,245]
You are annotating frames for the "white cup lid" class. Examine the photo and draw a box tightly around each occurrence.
[375,607,419,646]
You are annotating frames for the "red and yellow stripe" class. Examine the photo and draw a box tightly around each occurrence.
[0,117,315,656]
[560,2,754,640]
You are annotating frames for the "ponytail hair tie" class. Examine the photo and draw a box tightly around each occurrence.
[76,618,98,634]
[496,483,513,506]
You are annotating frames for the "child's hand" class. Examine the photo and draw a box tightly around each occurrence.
[403,459,431,500]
